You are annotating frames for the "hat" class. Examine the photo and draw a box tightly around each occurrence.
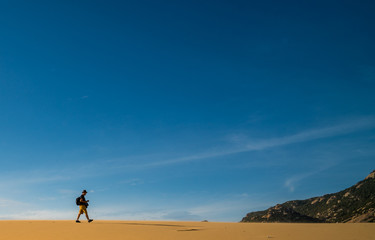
[82,190,88,193]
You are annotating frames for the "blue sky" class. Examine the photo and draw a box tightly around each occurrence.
[0,0,374,221]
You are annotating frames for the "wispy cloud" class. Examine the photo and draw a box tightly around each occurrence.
[188,196,274,222]
[0,210,76,220]
[90,204,171,221]
[0,198,29,208]
[132,117,375,168]
[91,194,269,222]
[2,117,372,190]
[0,170,74,191]
[245,117,375,150]
[284,165,333,192]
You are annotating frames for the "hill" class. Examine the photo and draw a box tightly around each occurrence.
[241,170,375,223]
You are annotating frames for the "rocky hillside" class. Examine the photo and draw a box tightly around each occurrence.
[241,170,375,223]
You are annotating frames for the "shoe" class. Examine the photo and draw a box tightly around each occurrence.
[76,220,81,223]
[88,219,93,223]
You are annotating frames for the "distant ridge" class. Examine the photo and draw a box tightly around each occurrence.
[241,170,375,223]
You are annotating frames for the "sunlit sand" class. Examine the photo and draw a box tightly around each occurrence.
[1,220,373,240]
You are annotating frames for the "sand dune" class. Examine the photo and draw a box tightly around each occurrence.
[0,220,373,240]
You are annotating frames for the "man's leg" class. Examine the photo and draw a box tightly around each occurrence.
[86,211,93,222]
[85,211,90,220]
[82,206,93,222]
[76,207,83,222]
[84,208,93,222]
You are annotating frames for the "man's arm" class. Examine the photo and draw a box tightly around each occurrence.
[80,198,89,203]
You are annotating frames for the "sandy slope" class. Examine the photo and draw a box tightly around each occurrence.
[0,221,373,240]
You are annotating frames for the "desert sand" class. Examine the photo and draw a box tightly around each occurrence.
[0,220,373,240]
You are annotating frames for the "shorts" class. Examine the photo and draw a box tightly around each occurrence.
[79,205,87,214]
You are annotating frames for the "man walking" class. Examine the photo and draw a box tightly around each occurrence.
[76,190,93,223]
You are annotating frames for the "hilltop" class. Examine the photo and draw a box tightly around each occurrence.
[241,170,375,223]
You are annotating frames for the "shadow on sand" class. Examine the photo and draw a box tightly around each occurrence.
[95,222,203,231]
[95,222,185,227]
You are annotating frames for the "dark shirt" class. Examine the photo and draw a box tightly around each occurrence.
[80,195,88,207]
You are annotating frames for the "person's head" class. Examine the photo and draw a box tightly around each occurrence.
[82,190,87,195]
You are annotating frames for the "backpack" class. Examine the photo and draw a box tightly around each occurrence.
[76,197,81,205]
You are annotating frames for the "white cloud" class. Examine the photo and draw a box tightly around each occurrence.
[284,165,334,192]
[0,198,28,208]
[0,192,275,221]
[127,117,375,168]
[188,197,273,222]
[0,198,72,220]
[91,206,168,221]
[245,117,375,150]
[0,170,73,189]
[57,189,77,195]
[0,210,76,220]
